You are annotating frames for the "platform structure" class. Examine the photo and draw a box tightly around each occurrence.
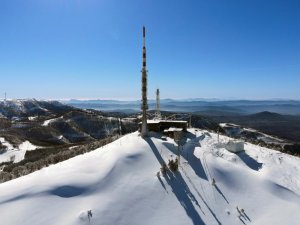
[139,120,188,133]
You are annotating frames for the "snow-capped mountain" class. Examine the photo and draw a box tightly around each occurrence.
[0,99,72,119]
[0,129,299,225]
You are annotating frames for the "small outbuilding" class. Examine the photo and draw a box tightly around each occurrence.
[225,140,244,153]
[139,120,188,133]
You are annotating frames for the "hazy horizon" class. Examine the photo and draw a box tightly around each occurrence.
[2,97,300,102]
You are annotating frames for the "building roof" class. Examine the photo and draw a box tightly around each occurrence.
[138,119,188,124]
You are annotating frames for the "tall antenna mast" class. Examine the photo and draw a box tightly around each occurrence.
[155,88,161,120]
[141,26,148,137]
[4,92,6,102]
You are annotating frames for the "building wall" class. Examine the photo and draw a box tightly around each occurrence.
[159,121,187,131]
[139,121,187,133]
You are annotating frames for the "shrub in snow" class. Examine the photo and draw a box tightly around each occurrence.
[0,143,7,153]
[211,178,216,186]
[10,155,15,162]
[24,162,36,173]
[160,163,167,176]
[12,166,27,177]
[78,210,93,223]
[0,172,13,182]
[168,157,178,172]
[87,210,93,222]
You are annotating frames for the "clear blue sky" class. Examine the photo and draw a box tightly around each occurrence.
[0,0,299,100]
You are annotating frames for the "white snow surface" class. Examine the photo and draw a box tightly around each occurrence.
[0,129,300,225]
[19,141,37,152]
[0,139,38,163]
[42,116,63,126]
[28,116,38,121]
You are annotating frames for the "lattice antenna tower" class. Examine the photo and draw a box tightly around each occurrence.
[140,26,148,137]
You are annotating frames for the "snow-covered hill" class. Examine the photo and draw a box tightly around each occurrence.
[219,123,288,145]
[0,100,138,147]
[0,99,70,119]
[0,129,299,225]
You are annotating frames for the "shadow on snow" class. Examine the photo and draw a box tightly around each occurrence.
[162,133,208,181]
[145,137,222,225]
[237,152,263,171]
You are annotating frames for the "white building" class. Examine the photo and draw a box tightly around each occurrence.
[225,140,244,153]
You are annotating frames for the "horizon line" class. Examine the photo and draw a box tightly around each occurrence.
[1,98,300,102]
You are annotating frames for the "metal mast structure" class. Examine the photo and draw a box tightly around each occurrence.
[154,88,161,120]
[141,26,148,137]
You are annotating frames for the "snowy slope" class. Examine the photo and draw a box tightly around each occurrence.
[0,129,300,225]
[0,138,38,163]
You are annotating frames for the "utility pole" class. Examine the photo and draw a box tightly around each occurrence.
[155,88,161,120]
[118,118,122,136]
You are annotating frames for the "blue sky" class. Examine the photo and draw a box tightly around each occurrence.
[0,0,299,100]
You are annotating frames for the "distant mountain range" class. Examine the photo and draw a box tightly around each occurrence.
[1,99,300,147]
[62,99,300,115]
